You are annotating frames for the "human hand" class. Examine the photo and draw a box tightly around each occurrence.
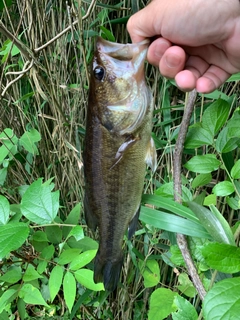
[127,0,240,93]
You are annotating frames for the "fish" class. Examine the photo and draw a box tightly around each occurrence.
[83,37,156,292]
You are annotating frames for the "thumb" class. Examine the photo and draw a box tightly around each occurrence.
[127,2,163,43]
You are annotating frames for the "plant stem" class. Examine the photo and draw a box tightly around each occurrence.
[173,89,206,301]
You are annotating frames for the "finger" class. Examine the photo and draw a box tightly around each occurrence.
[174,56,210,92]
[127,2,163,43]
[159,46,186,79]
[196,66,231,93]
[147,38,172,67]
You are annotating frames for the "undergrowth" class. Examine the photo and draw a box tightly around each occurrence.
[0,1,240,319]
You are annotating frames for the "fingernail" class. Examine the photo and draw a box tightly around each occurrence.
[165,54,181,68]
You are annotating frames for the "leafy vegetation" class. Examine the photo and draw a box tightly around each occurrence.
[0,1,240,319]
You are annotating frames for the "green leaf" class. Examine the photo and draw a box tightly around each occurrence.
[0,167,7,186]
[187,202,235,245]
[0,267,22,284]
[148,288,177,320]
[99,26,115,42]
[67,225,84,241]
[140,206,210,239]
[45,226,62,244]
[21,178,59,224]
[0,289,18,314]
[176,273,196,298]
[58,248,81,265]
[23,264,43,282]
[142,194,199,223]
[202,99,230,136]
[172,295,198,320]
[0,128,18,163]
[201,243,240,273]
[213,181,235,196]
[69,250,97,271]
[37,244,55,274]
[0,223,29,259]
[154,182,192,202]
[63,203,81,238]
[74,269,104,291]
[49,265,64,302]
[139,259,160,288]
[63,272,76,312]
[19,129,41,155]
[184,154,221,173]
[185,126,213,148]
[0,195,10,225]
[19,283,49,307]
[231,159,240,179]
[203,277,240,320]
[203,194,217,206]
[32,230,49,242]
[216,127,240,153]
[68,236,98,251]
[192,173,212,189]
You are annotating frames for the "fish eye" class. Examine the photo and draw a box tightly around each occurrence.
[93,66,105,81]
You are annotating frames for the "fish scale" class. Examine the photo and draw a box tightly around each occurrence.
[83,37,156,292]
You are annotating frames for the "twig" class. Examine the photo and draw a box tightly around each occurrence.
[34,0,97,53]
[173,89,206,301]
[2,60,34,96]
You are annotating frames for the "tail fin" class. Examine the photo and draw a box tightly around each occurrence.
[94,251,123,292]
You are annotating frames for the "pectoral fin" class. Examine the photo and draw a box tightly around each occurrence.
[110,135,140,169]
[145,137,157,171]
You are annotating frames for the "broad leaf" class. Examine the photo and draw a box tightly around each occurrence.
[0,288,18,314]
[37,245,55,274]
[19,129,41,155]
[192,173,212,189]
[58,248,81,265]
[74,269,104,291]
[0,128,18,164]
[148,288,177,320]
[21,178,59,224]
[69,250,97,271]
[184,154,221,173]
[202,99,230,136]
[213,181,234,196]
[49,265,64,302]
[203,278,240,320]
[201,243,240,273]
[0,267,22,284]
[18,284,49,307]
[63,271,76,312]
[185,126,213,148]
[0,223,29,259]
[216,126,240,153]
[0,195,10,225]
[230,159,240,179]
[176,273,196,298]
[23,264,43,282]
[68,225,84,241]
[139,259,160,288]
[172,295,198,320]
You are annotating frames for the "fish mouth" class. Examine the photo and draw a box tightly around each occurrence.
[96,36,150,61]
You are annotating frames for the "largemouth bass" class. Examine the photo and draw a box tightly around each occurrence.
[83,37,156,292]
